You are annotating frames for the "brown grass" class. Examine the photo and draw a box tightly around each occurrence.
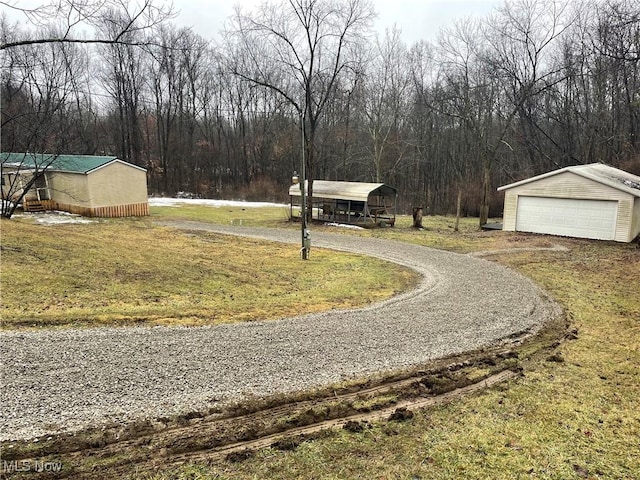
[0,217,417,329]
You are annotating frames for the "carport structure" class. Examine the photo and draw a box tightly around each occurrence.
[289,180,397,227]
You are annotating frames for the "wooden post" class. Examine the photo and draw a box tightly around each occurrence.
[412,206,423,229]
[455,188,462,232]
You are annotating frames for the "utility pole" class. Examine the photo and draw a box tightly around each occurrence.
[300,111,310,259]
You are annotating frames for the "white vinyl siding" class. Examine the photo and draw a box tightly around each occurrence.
[633,198,640,240]
[516,196,617,240]
[500,170,640,242]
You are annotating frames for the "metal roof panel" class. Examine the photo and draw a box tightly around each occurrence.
[289,180,397,202]
[1,153,146,174]
[498,163,640,197]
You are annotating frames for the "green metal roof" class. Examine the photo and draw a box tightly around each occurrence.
[1,153,144,173]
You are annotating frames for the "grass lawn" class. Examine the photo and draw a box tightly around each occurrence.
[150,202,292,227]
[0,215,417,329]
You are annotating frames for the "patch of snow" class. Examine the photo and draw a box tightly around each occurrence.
[324,222,365,230]
[14,211,96,225]
[604,173,640,191]
[148,197,287,208]
[1,200,19,209]
[622,178,640,190]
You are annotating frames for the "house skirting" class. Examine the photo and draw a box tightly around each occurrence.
[23,200,149,217]
[22,199,56,211]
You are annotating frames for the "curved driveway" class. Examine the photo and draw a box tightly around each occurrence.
[0,223,561,441]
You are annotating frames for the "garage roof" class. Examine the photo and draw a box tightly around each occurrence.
[498,163,640,197]
[1,153,146,174]
[289,180,397,202]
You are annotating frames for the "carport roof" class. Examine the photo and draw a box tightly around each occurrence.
[498,163,640,197]
[289,180,397,202]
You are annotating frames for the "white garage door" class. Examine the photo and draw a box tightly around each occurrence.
[516,196,618,240]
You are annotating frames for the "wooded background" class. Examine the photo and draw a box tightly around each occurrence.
[2,0,638,219]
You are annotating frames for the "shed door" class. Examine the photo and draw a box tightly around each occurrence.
[516,196,618,240]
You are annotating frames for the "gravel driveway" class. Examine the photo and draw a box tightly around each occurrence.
[0,223,561,441]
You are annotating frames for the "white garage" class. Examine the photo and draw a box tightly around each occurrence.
[498,163,640,243]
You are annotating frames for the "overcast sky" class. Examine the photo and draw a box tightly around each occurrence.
[3,0,504,45]
[173,0,503,45]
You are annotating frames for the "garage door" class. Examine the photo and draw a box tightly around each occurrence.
[516,196,618,240]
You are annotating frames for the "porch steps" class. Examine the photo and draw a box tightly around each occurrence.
[24,201,46,213]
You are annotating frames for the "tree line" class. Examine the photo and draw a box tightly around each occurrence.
[1,0,638,222]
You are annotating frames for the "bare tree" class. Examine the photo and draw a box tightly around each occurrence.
[590,0,640,160]
[486,0,572,167]
[437,18,501,226]
[406,40,440,213]
[225,0,375,220]
[591,0,640,62]
[145,25,211,193]
[361,26,411,182]
[433,1,572,226]
[98,10,147,167]
[0,0,173,50]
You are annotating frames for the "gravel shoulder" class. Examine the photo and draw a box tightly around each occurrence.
[0,223,561,441]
